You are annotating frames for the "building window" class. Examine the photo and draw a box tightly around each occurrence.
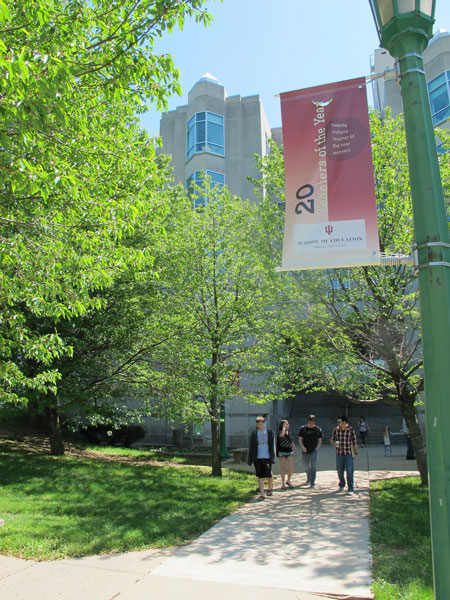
[186,111,224,161]
[186,170,225,208]
[331,279,350,291]
[193,423,203,437]
[326,270,351,298]
[428,71,450,126]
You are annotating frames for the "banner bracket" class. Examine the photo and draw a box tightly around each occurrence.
[365,68,399,83]
[275,71,399,99]
[380,253,416,267]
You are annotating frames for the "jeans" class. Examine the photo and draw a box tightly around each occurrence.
[301,449,318,485]
[336,454,354,492]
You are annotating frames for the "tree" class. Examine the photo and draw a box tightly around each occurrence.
[134,181,281,476]
[1,1,212,434]
[18,159,181,453]
[254,112,450,484]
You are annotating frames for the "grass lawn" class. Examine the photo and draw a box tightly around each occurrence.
[370,476,433,600]
[0,442,255,560]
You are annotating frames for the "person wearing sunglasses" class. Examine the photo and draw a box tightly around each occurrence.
[277,419,298,489]
[247,415,276,500]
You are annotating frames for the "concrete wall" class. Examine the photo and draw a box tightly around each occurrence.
[137,394,289,450]
[424,30,450,82]
[372,29,450,126]
[158,75,272,203]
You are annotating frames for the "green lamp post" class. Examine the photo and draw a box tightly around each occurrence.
[369,1,450,597]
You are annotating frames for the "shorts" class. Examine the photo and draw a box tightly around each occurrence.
[278,451,293,458]
[254,458,273,479]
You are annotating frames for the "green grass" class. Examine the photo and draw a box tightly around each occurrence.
[0,446,255,560]
[370,477,433,600]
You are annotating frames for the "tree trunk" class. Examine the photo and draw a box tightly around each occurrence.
[402,401,427,484]
[210,349,222,477]
[27,399,39,428]
[210,412,222,477]
[47,406,65,456]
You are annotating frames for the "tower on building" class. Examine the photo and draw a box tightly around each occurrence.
[159,74,282,203]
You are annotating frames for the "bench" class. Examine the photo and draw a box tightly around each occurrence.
[232,448,248,463]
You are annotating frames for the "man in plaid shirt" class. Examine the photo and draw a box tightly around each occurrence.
[331,415,359,495]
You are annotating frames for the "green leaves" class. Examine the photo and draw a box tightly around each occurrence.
[0,0,11,21]
[1,0,212,400]
[125,182,281,427]
[262,110,450,417]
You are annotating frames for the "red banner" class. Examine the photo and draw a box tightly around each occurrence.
[279,77,380,270]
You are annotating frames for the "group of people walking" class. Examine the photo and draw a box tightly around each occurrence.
[248,413,368,500]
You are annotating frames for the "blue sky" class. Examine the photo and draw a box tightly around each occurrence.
[140,0,450,136]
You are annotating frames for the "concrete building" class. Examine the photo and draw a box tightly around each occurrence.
[158,73,277,204]
[372,28,450,145]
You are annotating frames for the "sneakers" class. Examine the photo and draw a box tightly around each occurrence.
[310,484,315,489]
[338,486,345,492]
[347,491,355,496]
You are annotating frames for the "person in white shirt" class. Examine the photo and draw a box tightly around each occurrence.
[247,416,276,500]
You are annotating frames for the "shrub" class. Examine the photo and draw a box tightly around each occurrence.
[79,423,145,447]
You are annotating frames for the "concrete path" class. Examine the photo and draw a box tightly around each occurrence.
[0,444,419,600]
[154,470,372,598]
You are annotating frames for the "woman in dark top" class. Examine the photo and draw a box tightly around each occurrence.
[277,419,298,489]
[358,416,370,447]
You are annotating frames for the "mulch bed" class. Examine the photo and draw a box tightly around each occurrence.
[0,432,209,469]
[368,469,420,481]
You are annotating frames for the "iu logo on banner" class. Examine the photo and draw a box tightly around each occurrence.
[279,77,380,271]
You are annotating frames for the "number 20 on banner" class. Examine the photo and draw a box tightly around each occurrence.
[295,184,315,215]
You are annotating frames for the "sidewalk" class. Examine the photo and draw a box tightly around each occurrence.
[0,444,418,600]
